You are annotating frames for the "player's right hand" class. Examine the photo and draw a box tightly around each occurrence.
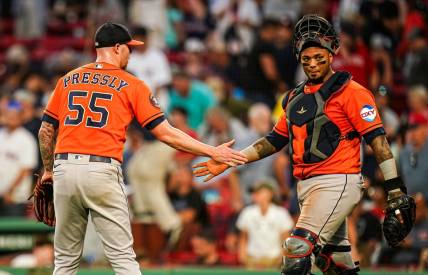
[193,160,229,182]
[210,139,248,166]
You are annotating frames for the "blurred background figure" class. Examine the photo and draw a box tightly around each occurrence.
[236,181,293,269]
[0,101,37,217]
[128,0,168,49]
[374,86,399,139]
[169,107,199,165]
[190,229,220,266]
[399,112,428,199]
[168,69,217,130]
[235,103,278,204]
[404,28,428,89]
[167,164,209,251]
[10,237,53,268]
[127,26,172,109]
[126,131,182,243]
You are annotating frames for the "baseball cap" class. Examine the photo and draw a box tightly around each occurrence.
[248,180,276,194]
[408,112,428,129]
[94,22,144,48]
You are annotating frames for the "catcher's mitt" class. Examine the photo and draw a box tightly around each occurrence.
[29,174,55,227]
[382,179,416,247]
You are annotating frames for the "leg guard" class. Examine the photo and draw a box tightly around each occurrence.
[281,228,319,275]
[315,245,360,275]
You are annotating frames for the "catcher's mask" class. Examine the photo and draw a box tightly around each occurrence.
[293,14,340,59]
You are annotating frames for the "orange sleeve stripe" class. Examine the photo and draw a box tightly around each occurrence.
[44,109,58,119]
[141,112,164,127]
[274,127,288,137]
[359,123,383,135]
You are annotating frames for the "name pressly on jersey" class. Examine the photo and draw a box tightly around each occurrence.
[63,72,129,92]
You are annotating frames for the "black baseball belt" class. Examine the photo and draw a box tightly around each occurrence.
[55,153,112,163]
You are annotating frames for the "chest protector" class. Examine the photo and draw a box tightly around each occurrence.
[285,71,358,164]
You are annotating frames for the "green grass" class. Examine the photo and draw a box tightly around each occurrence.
[0,267,427,275]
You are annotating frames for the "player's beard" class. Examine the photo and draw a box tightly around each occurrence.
[305,63,332,85]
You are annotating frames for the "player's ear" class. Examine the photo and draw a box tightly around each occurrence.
[113,44,121,54]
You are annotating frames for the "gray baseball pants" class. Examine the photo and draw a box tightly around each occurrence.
[296,173,364,269]
[53,154,141,275]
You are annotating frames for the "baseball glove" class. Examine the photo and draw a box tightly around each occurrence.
[382,178,416,247]
[29,174,55,227]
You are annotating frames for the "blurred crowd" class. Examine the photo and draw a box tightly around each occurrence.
[0,0,428,271]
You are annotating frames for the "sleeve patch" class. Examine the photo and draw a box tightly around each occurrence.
[360,105,377,122]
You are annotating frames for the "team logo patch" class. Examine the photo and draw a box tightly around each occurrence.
[360,105,376,122]
[95,63,103,69]
[149,94,160,108]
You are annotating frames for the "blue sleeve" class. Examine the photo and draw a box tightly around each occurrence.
[266,130,289,151]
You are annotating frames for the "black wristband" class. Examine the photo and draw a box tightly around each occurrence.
[384,177,407,194]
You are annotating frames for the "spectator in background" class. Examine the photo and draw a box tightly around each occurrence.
[399,113,428,199]
[127,26,172,109]
[0,101,37,216]
[190,229,221,266]
[407,85,428,119]
[200,106,246,147]
[129,0,168,49]
[332,21,373,89]
[375,86,399,139]
[262,0,301,22]
[369,33,394,90]
[235,103,277,204]
[211,0,261,53]
[169,107,199,165]
[404,28,428,89]
[126,132,182,240]
[183,38,209,79]
[12,0,47,39]
[180,0,215,41]
[23,73,47,109]
[273,17,299,91]
[1,45,32,96]
[168,69,217,129]
[241,19,281,108]
[88,0,125,27]
[165,0,185,50]
[168,164,209,250]
[13,89,41,139]
[236,181,293,269]
[10,237,53,268]
[14,89,43,179]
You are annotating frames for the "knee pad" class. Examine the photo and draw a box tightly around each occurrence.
[315,245,360,275]
[281,228,319,275]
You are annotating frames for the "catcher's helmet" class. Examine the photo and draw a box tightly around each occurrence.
[293,14,340,59]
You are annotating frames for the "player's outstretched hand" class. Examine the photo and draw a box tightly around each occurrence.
[193,159,229,182]
[210,139,247,166]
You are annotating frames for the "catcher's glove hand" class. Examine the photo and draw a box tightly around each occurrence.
[382,177,416,247]
[29,173,55,227]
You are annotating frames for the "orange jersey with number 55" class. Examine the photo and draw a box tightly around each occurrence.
[44,62,164,162]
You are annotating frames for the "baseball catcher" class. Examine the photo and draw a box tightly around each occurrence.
[193,14,416,275]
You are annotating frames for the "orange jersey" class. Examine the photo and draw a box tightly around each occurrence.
[274,79,383,179]
[44,62,164,162]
